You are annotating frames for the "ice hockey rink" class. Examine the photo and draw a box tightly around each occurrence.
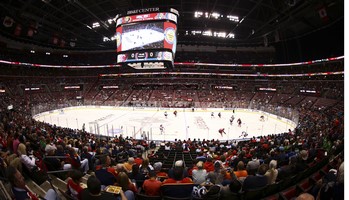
[33,106,297,141]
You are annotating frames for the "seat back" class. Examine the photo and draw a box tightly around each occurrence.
[279,186,298,200]
[136,193,162,200]
[161,183,194,198]
[243,186,266,200]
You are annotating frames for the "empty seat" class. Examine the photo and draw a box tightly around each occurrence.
[297,178,312,193]
[279,186,298,200]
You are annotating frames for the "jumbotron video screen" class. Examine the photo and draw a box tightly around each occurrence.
[115,8,178,67]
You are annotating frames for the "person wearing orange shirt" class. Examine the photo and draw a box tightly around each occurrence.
[123,157,135,173]
[234,161,248,181]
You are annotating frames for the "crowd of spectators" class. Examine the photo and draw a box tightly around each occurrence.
[0,57,344,199]
[0,90,344,199]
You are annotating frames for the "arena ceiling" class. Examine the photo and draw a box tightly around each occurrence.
[0,0,344,50]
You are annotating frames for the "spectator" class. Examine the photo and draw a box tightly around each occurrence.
[168,160,188,179]
[265,160,278,184]
[95,155,117,187]
[296,150,309,172]
[115,172,137,195]
[81,146,93,171]
[17,143,38,172]
[67,169,84,200]
[123,157,135,173]
[142,170,162,196]
[153,162,168,179]
[44,144,71,171]
[207,160,225,184]
[81,175,125,200]
[246,155,260,175]
[242,164,268,191]
[192,161,208,184]
[204,156,215,172]
[277,156,298,180]
[163,166,193,184]
[7,166,57,200]
[220,178,242,200]
[234,161,248,181]
[68,147,89,173]
[295,193,315,200]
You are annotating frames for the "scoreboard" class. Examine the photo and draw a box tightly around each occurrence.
[116,8,178,69]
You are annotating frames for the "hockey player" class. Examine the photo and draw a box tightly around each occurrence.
[260,115,265,122]
[218,112,221,118]
[173,110,177,117]
[230,115,235,125]
[164,111,168,118]
[160,124,164,134]
[218,128,226,137]
[237,118,242,127]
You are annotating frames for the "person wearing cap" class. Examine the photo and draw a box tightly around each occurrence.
[192,161,208,184]
[142,170,162,196]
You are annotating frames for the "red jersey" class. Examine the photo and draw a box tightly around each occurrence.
[67,179,83,200]
[143,179,162,196]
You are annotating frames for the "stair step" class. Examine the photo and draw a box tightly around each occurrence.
[40,181,66,200]
[51,177,68,191]
[25,180,46,199]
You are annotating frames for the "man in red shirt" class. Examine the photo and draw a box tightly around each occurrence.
[204,156,215,172]
[142,170,162,196]
[134,153,143,166]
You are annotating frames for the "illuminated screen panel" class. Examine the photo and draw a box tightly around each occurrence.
[116,21,177,54]
[116,12,177,26]
[117,50,173,63]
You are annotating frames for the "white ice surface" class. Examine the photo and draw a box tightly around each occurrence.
[33,107,296,141]
[122,29,164,51]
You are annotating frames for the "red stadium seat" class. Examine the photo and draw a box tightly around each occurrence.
[297,178,312,193]
[279,186,298,200]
